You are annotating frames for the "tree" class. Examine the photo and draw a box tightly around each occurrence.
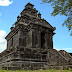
[42,0,72,35]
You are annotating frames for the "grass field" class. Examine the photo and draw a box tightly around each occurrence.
[0,70,70,72]
[0,67,71,72]
[0,69,71,72]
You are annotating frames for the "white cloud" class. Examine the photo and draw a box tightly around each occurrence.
[54,46,72,53]
[62,48,72,53]
[62,48,72,50]
[0,30,7,53]
[0,0,13,6]
[53,46,60,51]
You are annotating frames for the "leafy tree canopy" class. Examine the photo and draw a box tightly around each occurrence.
[42,0,72,35]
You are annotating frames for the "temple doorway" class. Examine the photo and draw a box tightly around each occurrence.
[41,32,46,48]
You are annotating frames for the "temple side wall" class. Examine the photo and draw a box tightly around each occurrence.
[7,31,19,49]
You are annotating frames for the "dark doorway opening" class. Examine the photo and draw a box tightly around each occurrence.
[41,32,45,48]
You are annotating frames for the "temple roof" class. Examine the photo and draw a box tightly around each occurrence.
[5,3,56,39]
[32,18,54,30]
[25,2,34,7]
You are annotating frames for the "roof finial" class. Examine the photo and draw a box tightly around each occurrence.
[38,12,41,19]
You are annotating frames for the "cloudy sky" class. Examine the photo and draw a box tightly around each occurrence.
[0,0,72,53]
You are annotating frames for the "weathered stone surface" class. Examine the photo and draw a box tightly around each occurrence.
[47,49,69,66]
[59,50,72,61]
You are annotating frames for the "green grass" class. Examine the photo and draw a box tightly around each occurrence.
[0,68,72,72]
[0,70,71,72]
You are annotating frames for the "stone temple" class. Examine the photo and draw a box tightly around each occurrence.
[0,3,72,70]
